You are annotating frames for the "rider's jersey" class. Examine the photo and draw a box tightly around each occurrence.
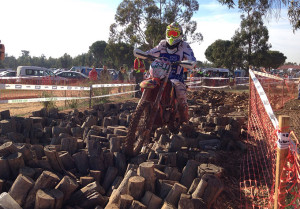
[146,40,196,83]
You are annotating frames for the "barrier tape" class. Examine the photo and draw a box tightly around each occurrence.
[250,70,299,155]
[92,83,136,88]
[0,83,137,90]
[0,84,90,91]
[253,71,283,81]
[0,90,138,104]
[189,85,230,89]
[249,70,279,128]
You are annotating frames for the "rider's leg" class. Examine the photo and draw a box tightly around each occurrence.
[172,80,189,123]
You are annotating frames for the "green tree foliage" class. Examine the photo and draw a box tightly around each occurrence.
[262,50,286,69]
[89,41,107,66]
[109,0,203,49]
[58,53,73,69]
[217,0,300,31]
[232,11,271,68]
[105,42,134,69]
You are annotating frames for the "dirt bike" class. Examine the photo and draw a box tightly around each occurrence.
[123,49,196,156]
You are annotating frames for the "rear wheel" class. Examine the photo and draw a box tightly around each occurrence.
[123,101,152,156]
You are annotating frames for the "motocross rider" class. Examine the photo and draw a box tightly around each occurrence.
[141,22,196,123]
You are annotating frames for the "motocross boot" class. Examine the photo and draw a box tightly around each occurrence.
[178,104,189,123]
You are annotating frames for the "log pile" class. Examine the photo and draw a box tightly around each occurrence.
[0,90,248,208]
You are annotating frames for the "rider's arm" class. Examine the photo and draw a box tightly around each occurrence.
[146,40,165,57]
[182,42,196,62]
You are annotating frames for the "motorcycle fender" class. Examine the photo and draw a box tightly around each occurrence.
[140,79,158,89]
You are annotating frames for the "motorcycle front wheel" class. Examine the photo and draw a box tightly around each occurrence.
[123,100,152,156]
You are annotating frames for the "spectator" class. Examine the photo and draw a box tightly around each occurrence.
[133,57,146,98]
[183,67,188,80]
[99,65,110,83]
[89,67,98,81]
[118,66,126,93]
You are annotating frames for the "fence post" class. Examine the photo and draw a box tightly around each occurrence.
[89,85,93,109]
[274,115,290,209]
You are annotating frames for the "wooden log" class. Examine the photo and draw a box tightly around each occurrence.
[178,198,207,209]
[161,202,177,209]
[120,194,134,209]
[197,164,223,179]
[80,176,94,187]
[78,192,108,209]
[8,174,35,207]
[105,203,119,209]
[0,156,11,179]
[44,145,65,173]
[156,180,173,199]
[180,160,200,188]
[55,175,79,202]
[154,168,167,180]
[188,178,200,195]
[129,200,146,209]
[141,191,162,209]
[69,181,106,207]
[164,167,182,181]
[165,183,187,206]
[72,151,89,175]
[138,162,156,193]
[7,152,25,178]
[0,141,18,157]
[34,189,64,209]
[114,152,127,176]
[24,171,61,209]
[201,174,224,209]
[102,166,119,192]
[89,154,105,171]
[158,152,176,167]
[19,166,36,179]
[61,137,78,155]
[59,151,76,170]
[107,176,123,197]
[128,176,145,200]
[87,137,102,157]
[18,144,34,164]
[0,179,3,193]
[192,176,208,199]
[106,169,137,207]
[110,137,121,153]
[35,189,55,209]
[90,170,102,183]
[31,145,45,160]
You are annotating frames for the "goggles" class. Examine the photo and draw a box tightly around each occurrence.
[166,30,180,38]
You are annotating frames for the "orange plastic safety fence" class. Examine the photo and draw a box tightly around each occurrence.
[241,78,277,208]
[242,72,300,209]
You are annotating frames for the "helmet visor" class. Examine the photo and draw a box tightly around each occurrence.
[166,30,180,38]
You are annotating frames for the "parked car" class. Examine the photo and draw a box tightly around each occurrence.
[56,71,88,80]
[0,70,16,77]
[16,66,68,84]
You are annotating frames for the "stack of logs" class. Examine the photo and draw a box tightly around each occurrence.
[0,91,247,209]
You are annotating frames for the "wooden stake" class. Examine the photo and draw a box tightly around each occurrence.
[274,115,290,209]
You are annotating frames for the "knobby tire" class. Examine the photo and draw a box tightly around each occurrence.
[124,101,152,156]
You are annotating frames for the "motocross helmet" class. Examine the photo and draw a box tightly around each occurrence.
[166,22,183,48]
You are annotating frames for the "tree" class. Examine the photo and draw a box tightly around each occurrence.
[58,53,73,69]
[109,0,203,49]
[232,10,271,69]
[217,0,300,31]
[89,41,107,66]
[105,42,134,69]
[262,50,286,69]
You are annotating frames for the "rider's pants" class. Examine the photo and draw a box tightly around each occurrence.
[170,79,187,106]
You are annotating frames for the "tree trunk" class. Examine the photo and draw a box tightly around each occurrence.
[128,176,145,200]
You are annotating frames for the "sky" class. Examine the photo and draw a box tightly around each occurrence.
[1,0,300,64]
